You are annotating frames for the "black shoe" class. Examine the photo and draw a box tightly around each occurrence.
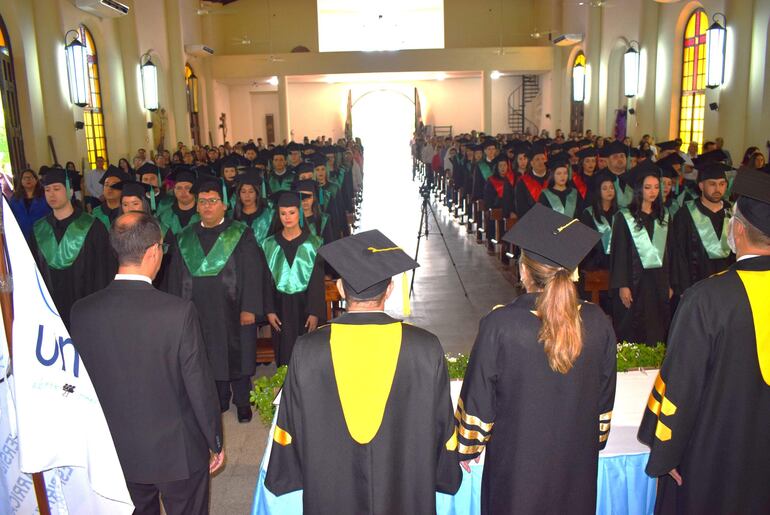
[237,406,253,423]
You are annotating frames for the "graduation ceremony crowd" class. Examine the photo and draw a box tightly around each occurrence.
[5,121,770,515]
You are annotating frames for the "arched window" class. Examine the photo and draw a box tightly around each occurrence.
[0,15,25,176]
[185,64,201,147]
[570,52,586,135]
[79,26,108,168]
[678,10,708,153]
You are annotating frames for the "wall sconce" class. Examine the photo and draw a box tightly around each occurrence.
[188,73,199,113]
[624,41,640,98]
[140,51,159,111]
[490,70,502,80]
[706,13,726,89]
[572,62,585,102]
[64,30,88,107]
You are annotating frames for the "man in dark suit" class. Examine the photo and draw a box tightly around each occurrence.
[71,212,224,515]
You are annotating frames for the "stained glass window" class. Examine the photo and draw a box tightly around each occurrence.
[678,10,708,153]
[80,26,108,168]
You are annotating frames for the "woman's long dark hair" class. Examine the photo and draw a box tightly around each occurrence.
[590,176,618,225]
[118,158,133,175]
[232,182,264,220]
[627,176,666,229]
[13,169,44,200]
[119,196,152,216]
[303,197,323,236]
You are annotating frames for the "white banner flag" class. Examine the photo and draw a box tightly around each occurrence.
[0,197,133,514]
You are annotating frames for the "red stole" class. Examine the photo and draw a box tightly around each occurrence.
[521,173,546,201]
[572,170,588,198]
[489,176,505,198]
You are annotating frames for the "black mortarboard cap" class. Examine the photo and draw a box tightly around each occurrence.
[657,140,680,152]
[531,140,548,156]
[286,142,302,152]
[167,168,197,184]
[692,149,728,168]
[659,165,678,179]
[604,140,631,156]
[296,162,315,175]
[502,203,600,270]
[576,147,598,159]
[136,162,160,178]
[697,162,732,182]
[562,140,580,151]
[309,154,327,167]
[318,229,419,296]
[191,176,224,197]
[271,145,287,156]
[294,179,319,197]
[628,159,661,187]
[243,143,258,153]
[99,165,129,185]
[547,152,570,171]
[235,168,265,187]
[577,139,592,148]
[656,152,685,167]
[40,168,77,187]
[271,190,301,208]
[482,138,498,150]
[733,167,770,235]
[114,180,152,198]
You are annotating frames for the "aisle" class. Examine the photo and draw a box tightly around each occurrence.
[356,140,517,354]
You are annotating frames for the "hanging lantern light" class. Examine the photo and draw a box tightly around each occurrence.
[188,73,199,113]
[572,61,585,102]
[624,41,640,98]
[140,51,159,111]
[706,13,726,89]
[64,30,89,107]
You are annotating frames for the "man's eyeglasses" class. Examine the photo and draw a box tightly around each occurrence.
[146,242,170,254]
[197,198,222,206]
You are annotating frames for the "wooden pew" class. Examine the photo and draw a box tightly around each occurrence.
[500,214,518,264]
[487,208,503,252]
[325,278,345,321]
[584,269,610,304]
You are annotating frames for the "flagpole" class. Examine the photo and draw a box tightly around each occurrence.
[0,205,52,515]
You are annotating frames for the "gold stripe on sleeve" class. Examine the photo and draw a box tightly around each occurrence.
[661,397,677,417]
[456,398,495,432]
[599,410,613,422]
[647,393,662,415]
[457,424,492,443]
[655,420,672,442]
[599,433,609,443]
[273,426,293,446]
[457,442,487,456]
[599,422,611,432]
[654,374,666,397]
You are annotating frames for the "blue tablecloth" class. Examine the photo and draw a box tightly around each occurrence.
[251,437,656,515]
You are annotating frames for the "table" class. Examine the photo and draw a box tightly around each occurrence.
[251,370,659,514]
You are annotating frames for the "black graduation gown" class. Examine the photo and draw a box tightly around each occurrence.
[265,311,461,513]
[638,255,770,514]
[482,176,514,218]
[471,159,495,201]
[450,156,466,191]
[264,231,326,366]
[458,295,617,515]
[670,199,734,295]
[513,172,548,218]
[164,219,263,380]
[609,211,672,346]
[538,185,584,218]
[28,208,114,329]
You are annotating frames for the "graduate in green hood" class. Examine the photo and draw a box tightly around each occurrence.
[262,190,326,366]
[92,165,130,228]
[638,167,770,514]
[609,160,673,346]
[156,167,201,236]
[137,162,173,213]
[164,176,264,422]
[670,161,735,296]
[268,145,296,194]
[28,168,114,329]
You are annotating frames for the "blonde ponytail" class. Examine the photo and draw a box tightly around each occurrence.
[521,252,584,373]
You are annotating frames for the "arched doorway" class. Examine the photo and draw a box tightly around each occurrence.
[351,88,414,154]
[0,14,25,176]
